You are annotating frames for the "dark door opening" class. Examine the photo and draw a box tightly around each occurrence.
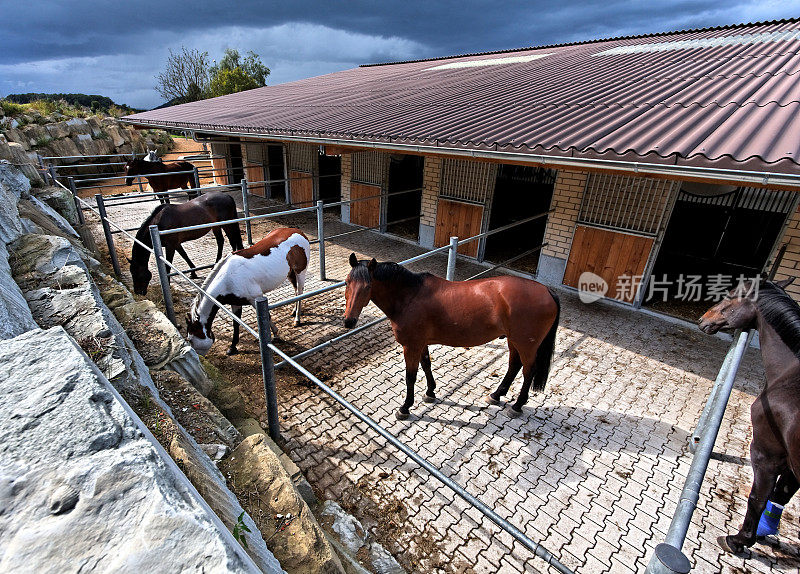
[318,151,341,204]
[386,155,424,240]
[646,185,795,319]
[228,137,244,184]
[484,165,556,273]
[266,145,285,201]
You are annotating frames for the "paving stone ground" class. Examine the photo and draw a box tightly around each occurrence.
[86,188,800,573]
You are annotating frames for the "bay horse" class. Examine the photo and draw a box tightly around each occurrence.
[186,228,310,356]
[699,277,800,554]
[343,254,560,419]
[125,158,197,204]
[130,191,243,295]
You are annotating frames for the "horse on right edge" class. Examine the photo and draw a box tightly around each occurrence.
[699,277,800,554]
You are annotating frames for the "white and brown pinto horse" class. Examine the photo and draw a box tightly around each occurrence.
[186,228,310,356]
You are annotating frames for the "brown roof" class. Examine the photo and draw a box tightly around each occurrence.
[125,19,800,175]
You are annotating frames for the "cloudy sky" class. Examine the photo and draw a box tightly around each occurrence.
[1,1,798,109]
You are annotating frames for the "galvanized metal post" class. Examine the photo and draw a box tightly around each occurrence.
[256,296,281,442]
[48,165,58,186]
[193,166,201,190]
[645,330,751,574]
[68,177,85,225]
[241,179,253,245]
[149,224,177,326]
[317,200,326,281]
[282,146,290,204]
[95,194,122,276]
[446,236,458,281]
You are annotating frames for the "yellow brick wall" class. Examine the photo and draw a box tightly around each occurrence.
[773,203,800,302]
[340,154,352,203]
[421,156,442,227]
[542,170,588,259]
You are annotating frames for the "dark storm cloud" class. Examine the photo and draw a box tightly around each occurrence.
[1,1,797,108]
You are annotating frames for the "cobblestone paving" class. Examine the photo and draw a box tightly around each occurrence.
[88,189,800,573]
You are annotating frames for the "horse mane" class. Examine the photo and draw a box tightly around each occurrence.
[132,203,169,257]
[191,254,232,317]
[757,281,800,360]
[372,262,427,291]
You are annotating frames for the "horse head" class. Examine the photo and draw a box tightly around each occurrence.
[344,253,376,328]
[129,254,153,295]
[186,306,214,356]
[698,277,795,334]
[124,159,141,186]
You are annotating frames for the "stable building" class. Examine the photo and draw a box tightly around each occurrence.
[124,18,800,312]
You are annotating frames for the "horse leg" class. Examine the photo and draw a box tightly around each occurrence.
[755,470,800,538]
[397,345,422,420]
[212,228,224,261]
[174,244,198,279]
[164,246,176,284]
[767,470,799,506]
[291,269,306,327]
[421,347,437,403]
[507,362,537,417]
[227,305,242,355]
[487,342,522,406]
[720,449,781,553]
[223,223,244,251]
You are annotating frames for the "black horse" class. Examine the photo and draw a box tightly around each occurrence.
[130,192,243,295]
[699,278,800,554]
[125,158,197,204]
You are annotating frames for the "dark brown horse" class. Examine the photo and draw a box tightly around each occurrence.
[130,192,243,295]
[125,158,197,204]
[344,254,561,419]
[699,277,800,554]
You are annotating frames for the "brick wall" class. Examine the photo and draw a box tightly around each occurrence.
[421,156,442,227]
[340,153,352,203]
[542,170,588,259]
[772,203,800,302]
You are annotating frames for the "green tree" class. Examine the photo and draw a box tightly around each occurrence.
[207,49,270,98]
[154,47,210,104]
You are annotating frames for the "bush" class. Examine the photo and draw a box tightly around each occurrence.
[1,100,26,116]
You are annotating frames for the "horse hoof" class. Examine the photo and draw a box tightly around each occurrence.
[717,535,744,554]
[395,410,410,420]
[485,394,502,406]
[226,347,239,356]
[293,320,301,327]
[423,394,437,403]
[507,406,524,418]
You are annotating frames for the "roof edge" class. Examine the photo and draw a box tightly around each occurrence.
[121,118,800,189]
[360,17,800,68]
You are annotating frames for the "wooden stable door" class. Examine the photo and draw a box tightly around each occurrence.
[244,164,265,196]
[434,199,483,257]
[290,170,314,206]
[563,225,654,303]
[350,182,381,228]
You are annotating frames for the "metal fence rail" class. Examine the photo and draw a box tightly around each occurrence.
[645,330,752,574]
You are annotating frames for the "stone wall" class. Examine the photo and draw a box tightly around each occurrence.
[0,327,265,574]
[0,112,173,186]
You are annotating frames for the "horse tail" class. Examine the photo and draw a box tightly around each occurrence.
[532,288,560,392]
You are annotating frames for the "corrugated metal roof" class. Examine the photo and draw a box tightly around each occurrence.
[125,19,800,174]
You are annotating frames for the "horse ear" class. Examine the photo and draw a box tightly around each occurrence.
[368,258,377,273]
[349,253,358,267]
[774,277,796,289]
